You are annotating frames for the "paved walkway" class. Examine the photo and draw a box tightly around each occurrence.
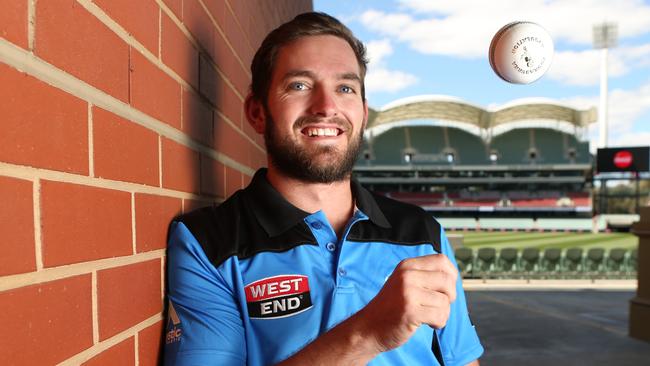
[465,284,650,365]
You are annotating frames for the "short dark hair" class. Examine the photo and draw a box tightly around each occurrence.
[250,12,368,103]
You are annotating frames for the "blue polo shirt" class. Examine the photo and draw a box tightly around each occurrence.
[164,169,483,365]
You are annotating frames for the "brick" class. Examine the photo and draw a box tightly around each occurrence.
[98,259,162,340]
[204,0,227,29]
[225,166,242,197]
[182,88,213,147]
[0,0,28,48]
[36,0,129,102]
[200,155,226,198]
[161,13,199,89]
[223,8,251,71]
[161,138,201,193]
[227,0,252,56]
[216,81,242,128]
[130,49,182,129]
[162,0,182,20]
[0,176,35,276]
[199,54,218,106]
[242,118,263,146]
[183,0,215,58]
[93,107,159,186]
[214,30,249,97]
[0,63,88,174]
[214,117,250,166]
[242,173,253,187]
[94,0,159,55]
[82,337,135,366]
[40,181,132,267]
[135,193,182,252]
[138,320,164,366]
[0,275,93,365]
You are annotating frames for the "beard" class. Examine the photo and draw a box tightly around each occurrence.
[263,111,363,184]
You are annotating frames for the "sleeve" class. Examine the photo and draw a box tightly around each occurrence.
[164,221,247,366]
[437,227,484,366]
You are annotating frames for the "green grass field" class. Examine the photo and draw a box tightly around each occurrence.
[448,231,638,251]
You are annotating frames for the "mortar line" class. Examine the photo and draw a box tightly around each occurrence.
[88,103,94,177]
[28,0,36,51]
[33,178,43,270]
[0,250,166,292]
[92,271,99,344]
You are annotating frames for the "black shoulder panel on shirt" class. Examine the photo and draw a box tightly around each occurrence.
[174,191,317,268]
[347,193,442,253]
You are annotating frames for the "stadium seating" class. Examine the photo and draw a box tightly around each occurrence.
[520,248,541,275]
[498,248,519,276]
[606,248,627,278]
[475,248,497,278]
[370,127,407,165]
[540,248,562,278]
[534,128,569,164]
[630,249,638,275]
[453,247,636,279]
[489,128,591,165]
[446,127,487,164]
[490,128,533,165]
[536,218,594,232]
[584,248,606,278]
[454,247,474,277]
[408,126,448,158]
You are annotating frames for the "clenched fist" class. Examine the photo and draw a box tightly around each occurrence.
[357,254,458,353]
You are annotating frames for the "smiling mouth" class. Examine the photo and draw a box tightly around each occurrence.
[301,127,343,137]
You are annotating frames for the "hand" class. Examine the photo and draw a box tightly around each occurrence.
[356,254,458,353]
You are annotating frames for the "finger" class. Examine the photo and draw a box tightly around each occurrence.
[411,288,451,329]
[392,269,456,303]
[399,254,458,280]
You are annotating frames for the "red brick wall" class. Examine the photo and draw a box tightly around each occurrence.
[0,0,312,364]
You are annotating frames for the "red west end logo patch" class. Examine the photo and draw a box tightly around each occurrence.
[245,274,312,319]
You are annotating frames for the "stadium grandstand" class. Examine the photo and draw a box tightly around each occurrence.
[354,95,600,232]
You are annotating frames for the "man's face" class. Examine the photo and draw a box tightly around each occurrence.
[263,35,368,183]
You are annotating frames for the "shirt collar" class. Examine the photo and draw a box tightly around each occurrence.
[244,168,391,237]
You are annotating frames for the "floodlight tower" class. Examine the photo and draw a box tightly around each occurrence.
[592,22,618,148]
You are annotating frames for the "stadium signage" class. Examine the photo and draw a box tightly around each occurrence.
[613,150,633,169]
[597,146,650,173]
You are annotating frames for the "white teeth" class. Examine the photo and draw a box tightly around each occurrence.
[306,128,338,137]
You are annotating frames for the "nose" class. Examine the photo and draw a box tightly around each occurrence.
[308,86,338,117]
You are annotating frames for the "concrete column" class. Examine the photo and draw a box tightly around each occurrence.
[630,206,650,342]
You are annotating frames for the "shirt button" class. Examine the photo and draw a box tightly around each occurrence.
[326,242,336,252]
[338,267,346,276]
[311,221,322,230]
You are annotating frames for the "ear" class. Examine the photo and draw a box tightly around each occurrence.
[245,93,266,135]
[362,100,369,130]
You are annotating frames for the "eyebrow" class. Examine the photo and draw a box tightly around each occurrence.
[283,70,362,84]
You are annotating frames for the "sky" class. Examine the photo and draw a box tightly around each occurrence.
[314,0,650,152]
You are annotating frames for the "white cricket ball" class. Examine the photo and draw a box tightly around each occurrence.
[489,21,554,84]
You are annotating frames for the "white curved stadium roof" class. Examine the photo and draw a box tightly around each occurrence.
[368,95,598,131]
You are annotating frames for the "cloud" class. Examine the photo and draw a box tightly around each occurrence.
[364,39,419,94]
[547,44,650,86]
[359,0,650,58]
[562,81,650,150]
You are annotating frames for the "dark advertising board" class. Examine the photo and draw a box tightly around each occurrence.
[596,146,650,173]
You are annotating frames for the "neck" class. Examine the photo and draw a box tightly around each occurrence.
[266,166,355,238]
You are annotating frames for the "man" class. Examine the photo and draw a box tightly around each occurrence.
[165,12,483,366]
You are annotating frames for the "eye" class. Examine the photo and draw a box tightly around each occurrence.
[289,82,308,91]
[339,85,355,94]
